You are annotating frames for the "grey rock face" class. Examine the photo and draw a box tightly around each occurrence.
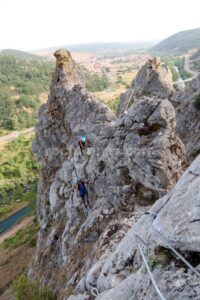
[31,50,185,299]
[134,57,173,98]
[171,74,200,162]
[153,154,200,251]
[95,154,200,300]
[96,264,200,300]
[117,57,173,116]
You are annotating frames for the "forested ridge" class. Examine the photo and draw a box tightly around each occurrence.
[0,55,54,131]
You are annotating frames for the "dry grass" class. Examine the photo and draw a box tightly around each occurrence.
[91,68,136,112]
[38,92,48,104]
[0,142,7,152]
[0,243,35,295]
[92,84,124,103]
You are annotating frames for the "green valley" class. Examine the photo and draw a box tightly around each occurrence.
[0,55,54,132]
[0,134,39,217]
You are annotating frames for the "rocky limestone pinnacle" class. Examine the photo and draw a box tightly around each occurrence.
[117,57,173,116]
[52,48,85,91]
[134,56,173,97]
[54,49,72,67]
[30,50,189,300]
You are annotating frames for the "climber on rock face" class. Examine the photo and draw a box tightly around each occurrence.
[76,179,92,208]
[78,136,92,155]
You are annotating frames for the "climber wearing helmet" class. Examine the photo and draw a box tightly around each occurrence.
[76,179,92,208]
[78,136,91,155]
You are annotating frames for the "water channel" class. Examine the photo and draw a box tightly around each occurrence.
[0,206,30,235]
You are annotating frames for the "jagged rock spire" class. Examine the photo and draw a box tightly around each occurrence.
[52,49,85,91]
[31,51,186,299]
[133,57,173,98]
[117,57,173,116]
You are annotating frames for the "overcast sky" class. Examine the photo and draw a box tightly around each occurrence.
[1,0,200,50]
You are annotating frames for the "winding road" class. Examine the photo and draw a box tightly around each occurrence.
[173,54,199,87]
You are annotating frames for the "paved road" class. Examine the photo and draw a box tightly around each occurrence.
[0,127,34,143]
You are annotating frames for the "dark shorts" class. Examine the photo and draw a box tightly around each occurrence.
[79,141,86,147]
[80,190,87,199]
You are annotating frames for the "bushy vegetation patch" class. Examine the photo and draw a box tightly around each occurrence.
[84,70,110,92]
[0,56,53,130]
[12,275,56,300]
[162,56,192,81]
[0,205,13,219]
[175,58,192,80]
[107,96,120,113]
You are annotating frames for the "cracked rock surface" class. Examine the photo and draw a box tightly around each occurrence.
[31,49,188,299]
[171,74,200,162]
[95,154,200,299]
[117,57,173,116]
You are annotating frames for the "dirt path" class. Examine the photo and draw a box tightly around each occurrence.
[0,216,34,245]
[0,127,34,144]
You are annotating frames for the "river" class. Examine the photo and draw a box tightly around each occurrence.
[174,66,185,90]
[0,206,30,235]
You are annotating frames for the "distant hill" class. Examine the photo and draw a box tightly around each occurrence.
[62,41,155,52]
[0,49,44,61]
[34,41,157,55]
[152,28,200,54]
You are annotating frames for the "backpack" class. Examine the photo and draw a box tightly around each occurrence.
[78,182,87,197]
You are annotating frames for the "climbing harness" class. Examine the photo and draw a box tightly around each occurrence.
[91,287,99,297]
[135,234,166,300]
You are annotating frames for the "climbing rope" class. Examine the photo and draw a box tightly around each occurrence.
[88,216,199,300]
[124,89,134,113]
[135,234,166,300]
[152,226,200,278]
[73,162,79,180]
[91,287,99,297]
